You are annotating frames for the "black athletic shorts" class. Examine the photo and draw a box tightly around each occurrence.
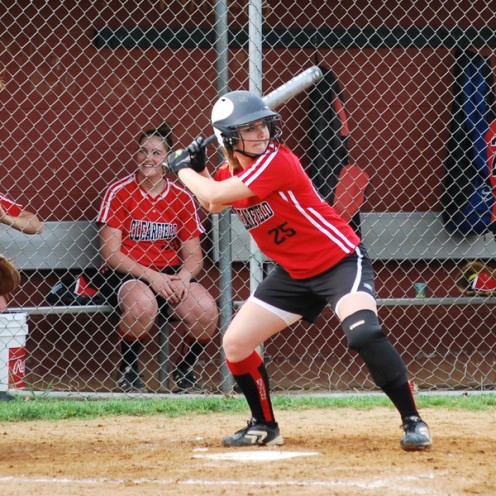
[253,243,376,322]
[98,266,182,315]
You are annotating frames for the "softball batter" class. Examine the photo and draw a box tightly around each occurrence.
[167,91,432,451]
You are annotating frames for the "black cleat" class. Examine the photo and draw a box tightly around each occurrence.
[172,366,204,393]
[400,415,432,451]
[116,367,147,393]
[222,419,284,447]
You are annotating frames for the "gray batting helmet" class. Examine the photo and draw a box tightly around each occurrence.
[211,91,281,150]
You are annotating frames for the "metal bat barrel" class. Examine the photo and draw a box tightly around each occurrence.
[262,65,323,109]
[201,65,323,148]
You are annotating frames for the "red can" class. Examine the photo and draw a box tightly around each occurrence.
[8,347,26,389]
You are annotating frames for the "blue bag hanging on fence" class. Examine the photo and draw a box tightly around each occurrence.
[441,49,496,237]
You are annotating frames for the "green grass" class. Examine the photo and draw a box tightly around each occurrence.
[0,392,494,422]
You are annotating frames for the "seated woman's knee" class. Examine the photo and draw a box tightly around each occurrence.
[201,303,219,335]
[178,290,219,338]
[120,282,158,320]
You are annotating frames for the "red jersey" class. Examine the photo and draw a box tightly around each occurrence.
[215,143,361,279]
[0,193,23,218]
[97,173,204,270]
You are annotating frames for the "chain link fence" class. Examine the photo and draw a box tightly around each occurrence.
[1,1,495,395]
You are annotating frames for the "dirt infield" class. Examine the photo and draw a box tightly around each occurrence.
[0,407,494,495]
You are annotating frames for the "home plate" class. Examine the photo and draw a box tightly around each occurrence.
[194,450,320,462]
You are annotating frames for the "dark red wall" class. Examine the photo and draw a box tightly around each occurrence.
[2,1,495,221]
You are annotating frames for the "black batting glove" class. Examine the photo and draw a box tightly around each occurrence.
[188,137,207,173]
[165,148,191,174]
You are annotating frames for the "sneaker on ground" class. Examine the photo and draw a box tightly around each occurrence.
[172,366,204,393]
[116,367,147,393]
[222,418,284,447]
[400,415,432,451]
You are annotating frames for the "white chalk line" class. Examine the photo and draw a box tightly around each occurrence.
[0,473,443,494]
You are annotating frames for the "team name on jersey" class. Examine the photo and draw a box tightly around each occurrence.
[233,201,274,230]
[130,220,177,241]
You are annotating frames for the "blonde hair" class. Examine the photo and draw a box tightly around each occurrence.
[221,146,243,173]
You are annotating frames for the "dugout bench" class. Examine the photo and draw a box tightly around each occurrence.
[212,211,496,308]
[1,221,172,392]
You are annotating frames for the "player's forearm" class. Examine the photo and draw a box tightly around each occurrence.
[177,168,247,211]
[193,169,225,211]
[179,240,204,280]
[1,212,43,234]
[178,255,203,281]
[177,168,219,205]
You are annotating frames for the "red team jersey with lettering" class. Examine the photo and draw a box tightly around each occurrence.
[215,143,361,279]
[0,193,23,218]
[97,173,204,270]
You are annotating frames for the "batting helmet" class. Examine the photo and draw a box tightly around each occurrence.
[211,91,281,151]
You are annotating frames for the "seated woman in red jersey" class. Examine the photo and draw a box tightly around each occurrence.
[96,123,218,394]
[0,192,43,311]
[166,91,432,451]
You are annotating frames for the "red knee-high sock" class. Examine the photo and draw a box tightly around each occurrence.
[227,351,276,424]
